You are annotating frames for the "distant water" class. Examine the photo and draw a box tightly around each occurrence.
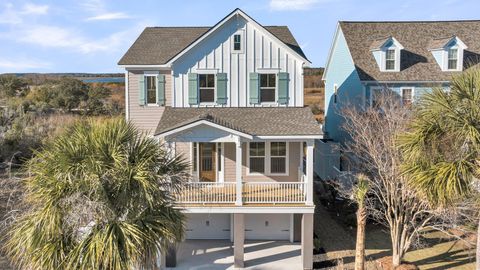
[80,77,125,83]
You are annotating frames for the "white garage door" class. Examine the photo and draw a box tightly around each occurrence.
[245,214,290,240]
[185,214,230,240]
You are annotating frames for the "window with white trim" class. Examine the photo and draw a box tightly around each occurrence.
[385,49,396,71]
[249,142,265,173]
[270,142,287,174]
[145,75,157,104]
[402,88,413,106]
[447,48,458,70]
[233,34,241,51]
[199,74,215,103]
[260,73,276,103]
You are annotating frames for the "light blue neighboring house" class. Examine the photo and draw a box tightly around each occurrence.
[315,20,480,180]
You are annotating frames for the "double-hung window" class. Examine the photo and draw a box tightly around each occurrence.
[270,142,287,174]
[199,74,215,103]
[260,74,276,103]
[385,49,396,71]
[145,75,157,104]
[249,142,265,173]
[448,48,458,70]
[233,34,242,51]
[402,88,413,106]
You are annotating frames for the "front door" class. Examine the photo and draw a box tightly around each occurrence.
[199,143,216,182]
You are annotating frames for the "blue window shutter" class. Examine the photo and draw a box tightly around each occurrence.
[249,72,259,104]
[188,73,198,105]
[216,73,228,105]
[277,72,289,104]
[139,75,146,105]
[157,74,165,106]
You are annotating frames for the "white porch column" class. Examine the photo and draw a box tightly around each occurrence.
[301,213,314,270]
[235,138,243,206]
[306,140,314,206]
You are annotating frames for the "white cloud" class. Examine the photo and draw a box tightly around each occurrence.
[0,58,51,71]
[269,0,324,10]
[21,3,49,15]
[0,3,22,24]
[86,12,131,21]
[12,24,133,54]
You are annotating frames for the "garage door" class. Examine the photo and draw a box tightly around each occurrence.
[185,214,230,240]
[245,214,290,240]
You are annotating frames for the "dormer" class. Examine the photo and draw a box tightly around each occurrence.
[429,36,467,71]
[370,37,404,72]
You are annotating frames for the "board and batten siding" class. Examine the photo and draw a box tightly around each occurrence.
[171,16,306,108]
[127,70,172,133]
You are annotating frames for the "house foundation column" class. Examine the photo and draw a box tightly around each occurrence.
[301,213,313,270]
[306,140,314,206]
[234,213,245,268]
[235,138,243,206]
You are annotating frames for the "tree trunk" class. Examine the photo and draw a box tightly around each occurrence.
[476,216,480,270]
[392,248,401,267]
[355,206,367,270]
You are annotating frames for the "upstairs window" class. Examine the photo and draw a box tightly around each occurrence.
[448,48,458,70]
[145,75,157,104]
[402,88,413,106]
[199,74,215,103]
[385,49,396,71]
[233,34,242,51]
[260,74,276,103]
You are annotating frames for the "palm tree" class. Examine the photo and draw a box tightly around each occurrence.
[4,118,188,270]
[353,174,369,270]
[399,67,480,268]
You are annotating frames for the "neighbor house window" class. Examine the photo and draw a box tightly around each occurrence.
[146,75,157,104]
[270,142,287,174]
[199,74,215,103]
[333,84,338,104]
[249,142,265,173]
[402,88,413,106]
[448,48,458,70]
[233,34,241,51]
[385,49,395,70]
[260,74,276,103]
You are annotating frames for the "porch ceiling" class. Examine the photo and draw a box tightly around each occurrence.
[154,107,322,138]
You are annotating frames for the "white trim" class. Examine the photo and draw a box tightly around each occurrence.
[166,9,310,65]
[198,73,217,104]
[155,120,253,139]
[125,71,129,121]
[322,23,341,81]
[179,206,315,214]
[121,65,170,69]
[246,141,289,176]
[289,213,294,243]
[400,86,415,105]
[144,73,159,106]
[231,29,245,54]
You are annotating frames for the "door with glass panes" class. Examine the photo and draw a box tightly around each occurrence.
[199,143,216,182]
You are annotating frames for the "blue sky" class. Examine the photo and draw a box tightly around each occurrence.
[0,0,479,73]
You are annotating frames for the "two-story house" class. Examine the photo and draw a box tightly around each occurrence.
[317,20,480,180]
[118,9,322,269]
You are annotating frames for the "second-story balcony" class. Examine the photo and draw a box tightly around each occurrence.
[176,181,309,206]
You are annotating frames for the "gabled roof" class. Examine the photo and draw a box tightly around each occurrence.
[369,36,403,51]
[154,107,322,137]
[428,35,467,51]
[338,20,480,82]
[118,9,308,66]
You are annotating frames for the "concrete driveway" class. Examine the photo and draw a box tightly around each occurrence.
[167,240,301,270]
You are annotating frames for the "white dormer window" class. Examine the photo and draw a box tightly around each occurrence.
[370,37,403,72]
[429,36,466,72]
[447,48,458,70]
[385,49,396,70]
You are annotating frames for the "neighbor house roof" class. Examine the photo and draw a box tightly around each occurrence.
[118,26,306,65]
[154,107,322,137]
[339,20,480,82]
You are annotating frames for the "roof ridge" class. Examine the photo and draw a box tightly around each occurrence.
[146,25,289,28]
[340,19,480,23]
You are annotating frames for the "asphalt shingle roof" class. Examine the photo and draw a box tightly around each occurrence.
[154,107,322,137]
[339,20,480,82]
[118,26,306,65]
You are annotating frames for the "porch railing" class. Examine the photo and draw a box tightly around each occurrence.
[177,182,236,204]
[243,182,306,204]
[177,182,306,204]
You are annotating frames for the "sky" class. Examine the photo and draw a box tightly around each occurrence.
[0,0,479,73]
